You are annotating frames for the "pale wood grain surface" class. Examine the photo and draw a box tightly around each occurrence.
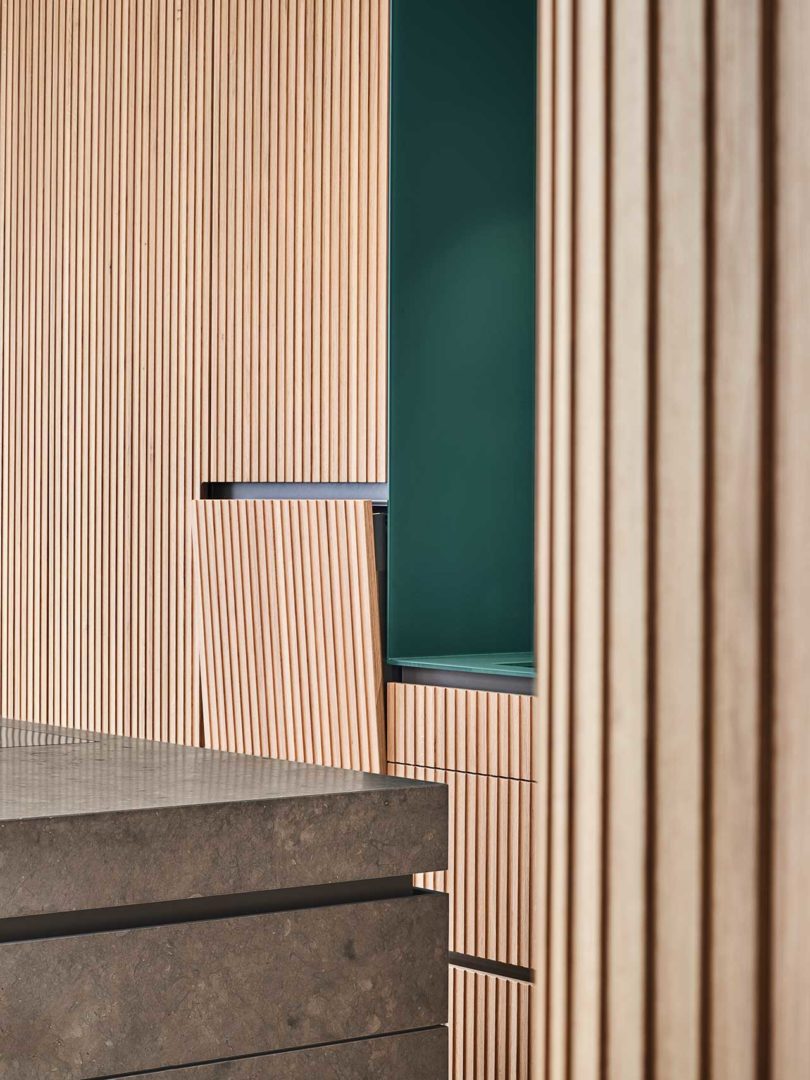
[192,498,384,773]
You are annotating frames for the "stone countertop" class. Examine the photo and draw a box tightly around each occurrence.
[0,718,437,820]
[0,718,447,920]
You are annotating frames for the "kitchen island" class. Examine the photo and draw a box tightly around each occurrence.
[0,718,448,1078]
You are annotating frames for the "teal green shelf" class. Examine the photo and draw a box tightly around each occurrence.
[387,0,536,672]
[391,653,535,680]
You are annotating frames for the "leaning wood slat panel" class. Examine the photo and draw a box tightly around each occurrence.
[191,499,384,773]
[392,762,533,969]
[387,683,536,781]
[773,0,810,1075]
[208,0,388,482]
[449,964,531,1080]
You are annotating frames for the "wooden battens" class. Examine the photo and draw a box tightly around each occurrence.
[0,0,212,743]
[191,499,384,773]
[388,684,538,973]
[535,1,810,1078]
[773,0,810,1074]
[449,964,532,1080]
[208,0,389,483]
[392,762,533,969]
[387,683,536,782]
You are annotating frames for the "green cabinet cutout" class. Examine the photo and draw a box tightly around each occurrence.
[387,0,536,677]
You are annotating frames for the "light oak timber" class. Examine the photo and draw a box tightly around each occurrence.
[392,762,533,970]
[0,0,390,740]
[387,683,537,782]
[534,0,810,1077]
[0,0,212,742]
[208,0,388,483]
[773,0,810,1075]
[710,0,763,1075]
[449,963,532,1080]
[388,684,537,969]
[191,498,384,773]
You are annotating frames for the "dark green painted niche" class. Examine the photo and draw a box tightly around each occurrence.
[387,0,536,678]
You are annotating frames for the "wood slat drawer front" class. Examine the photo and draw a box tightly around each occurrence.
[393,764,533,968]
[449,964,532,1079]
[387,683,536,781]
[0,893,448,1080]
[129,1027,448,1078]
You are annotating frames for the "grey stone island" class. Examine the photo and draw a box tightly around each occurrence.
[0,719,449,1079]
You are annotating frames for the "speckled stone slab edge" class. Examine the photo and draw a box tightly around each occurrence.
[0,720,447,919]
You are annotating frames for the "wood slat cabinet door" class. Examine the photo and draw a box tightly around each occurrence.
[192,499,384,772]
[387,683,538,968]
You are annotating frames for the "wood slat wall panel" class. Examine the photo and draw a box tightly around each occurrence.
[387,684,536,782]
[449,964,532,1080]
[208,0,389,483]
[191,499,384,772]
[0,0,390,740]
[391,762,533,970]
[535,0,809,1077]
[0,0,211,743]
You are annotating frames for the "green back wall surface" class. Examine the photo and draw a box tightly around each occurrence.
[387,0,536,666]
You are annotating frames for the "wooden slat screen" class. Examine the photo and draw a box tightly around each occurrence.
[535,0,810,1077]
[191,498,384,771]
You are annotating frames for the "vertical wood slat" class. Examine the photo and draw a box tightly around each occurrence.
[546,0,574,1075]
[603,0,649,1077]
[191,499,385,774]
[570,0,607,1074]
[537,0,809,1078]
[773,0,810,1076]
[449,964,532,1080]
[208,0,388,483]
[655,2,707,1076]
[710,0,762,1076]
[0,0,211,744]
[0,0,390,739]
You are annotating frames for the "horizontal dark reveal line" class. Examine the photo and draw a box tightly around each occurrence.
[203,481,390,505]
[0,876,414,944]
[91,1025,446,1079]
[449,950,534,984]
[388,757,536,785]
